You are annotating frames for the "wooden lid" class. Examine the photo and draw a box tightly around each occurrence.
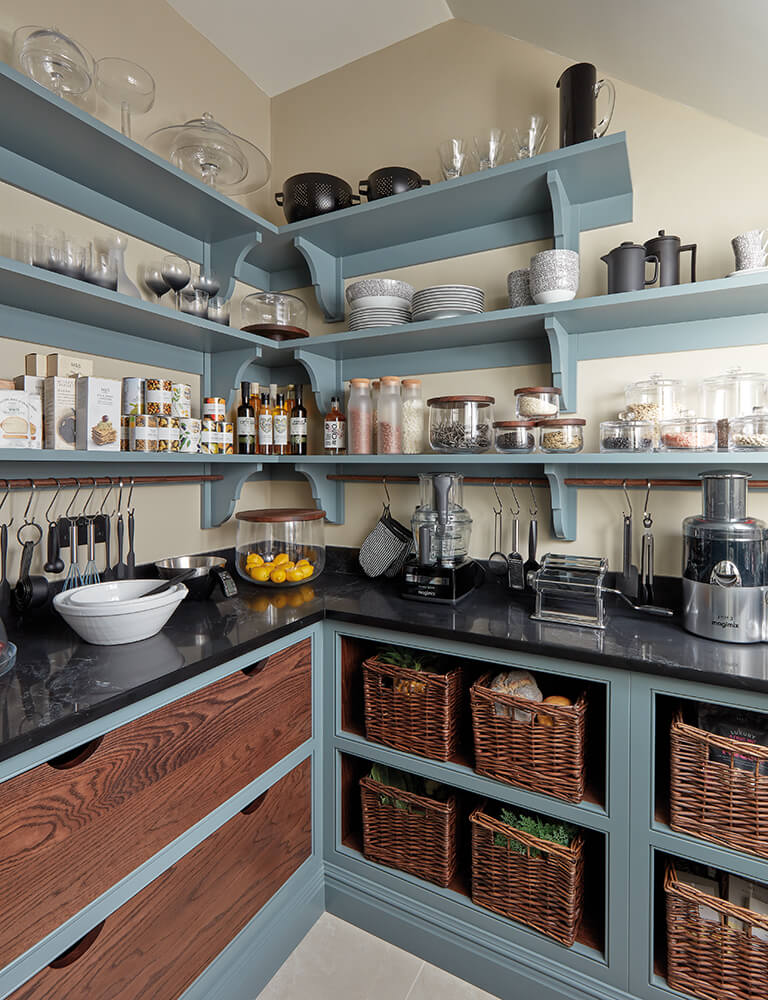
[240,324,310,342]
[349,378,370,386]
[401,378,422,387]
[514,386,562,396]
[381,376,400,385]
[538,418,586,426]
[427,395,495,405]
[236,508,326,522]
[493,420,535,428]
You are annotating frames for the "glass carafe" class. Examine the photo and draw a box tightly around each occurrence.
[411,472,472,567]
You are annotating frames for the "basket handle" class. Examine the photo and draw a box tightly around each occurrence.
[275,192,284,206]
[358,180,369,197]
[350,194,361,205]
[421,179,431,186]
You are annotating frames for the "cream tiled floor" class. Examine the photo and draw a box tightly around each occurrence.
[256,913,500,1000]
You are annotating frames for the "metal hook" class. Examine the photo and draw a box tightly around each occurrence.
[81,479,97,519]
[127,478,135,514]
[528,481,538,517]
[491,480,503,515]
[22,481,37,524]
[117,479,124,515]
[643,479,653,528]
[382,477,391,509]
[45,480,62,524]
[0,481,12,528]
[65,482,81,520]
[99,483,115,516]
[622,480,633,517]
[507,483,520,517]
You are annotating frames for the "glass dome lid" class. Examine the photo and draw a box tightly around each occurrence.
[146,112,271,194]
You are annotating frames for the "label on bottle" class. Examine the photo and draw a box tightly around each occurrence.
[273,413,288,446]
[290,416,308,440]
[258,412,273,446]
[324,418,344,451]
[237,416,255,437]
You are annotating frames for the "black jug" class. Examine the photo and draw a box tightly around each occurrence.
[643,230,697,286]
[601,242,659,294]
[557,62,616,147]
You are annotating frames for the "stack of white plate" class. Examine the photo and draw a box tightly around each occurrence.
[411,285,485,322]
[346,278,414,330]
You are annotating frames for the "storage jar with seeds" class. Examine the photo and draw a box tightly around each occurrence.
[377,376,402,454]
[514,386,561,419]
[428,395,495,453]
[699,367,768,450]
[729,409,768,450]
[600,418,654,452]
[401,378,425,453]
[538,417,585,453]
[624,372,684,449]
[659,414,717,451]
[493,420,536,453]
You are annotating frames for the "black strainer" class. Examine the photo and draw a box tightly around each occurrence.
[275,172,360,223]
[359,167,430,201]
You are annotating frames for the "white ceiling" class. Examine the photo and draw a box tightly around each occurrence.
[169,0,768,137]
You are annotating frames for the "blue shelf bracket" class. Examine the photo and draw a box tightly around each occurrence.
[205,232,265,300]
[293,349,342,415]
[544,315,577,413]
[204,347,262,412]
[294,463,344,524]
[547,169,581,252]
[294,237,345,321]
[544,463,577,541]
[201,461,266,528]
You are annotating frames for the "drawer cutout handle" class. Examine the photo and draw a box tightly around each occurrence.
[47,737,103,770]
[242,658,267,678]
[49,921,105,969]
[241,789,269,815]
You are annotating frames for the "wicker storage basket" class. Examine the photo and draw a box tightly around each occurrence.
[470,672,586,802]
[665,863,768,1000]
[469,804,584,946]
[670,712,768,859]
[360,775,458,887]
[363,654,462,761]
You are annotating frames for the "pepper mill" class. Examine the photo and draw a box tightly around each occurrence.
[643,230,697,286]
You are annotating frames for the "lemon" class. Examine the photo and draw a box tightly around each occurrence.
[286,568,304,583]
[246,553,264,567]
[300,565,314,579]
[251,565,271,582]
[270,567,287,584]
[296,558,310,568]
[273,553,289,566]
[283,561,296,571]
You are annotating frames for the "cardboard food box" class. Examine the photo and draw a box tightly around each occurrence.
[75,377,120,451]
[25,353,47,376]
[0,390,41,449]
[47,353,94,378]
[13,376,43,448]
[44,377,77,450]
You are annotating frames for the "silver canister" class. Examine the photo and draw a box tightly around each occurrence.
[121,377,145,416]
[178,417,201,453]
[171,382,192,418]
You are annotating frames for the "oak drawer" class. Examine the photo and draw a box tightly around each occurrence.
[0,636,311,968]
[10,756,312,1000]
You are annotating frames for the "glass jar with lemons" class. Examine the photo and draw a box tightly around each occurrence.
[235,508,326,586]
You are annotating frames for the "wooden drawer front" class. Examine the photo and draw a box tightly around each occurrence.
[0,636,311,968]
[10,756,312,1000]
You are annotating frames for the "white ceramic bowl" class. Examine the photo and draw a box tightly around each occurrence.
[54,579,187,645]
[349,295,411,311]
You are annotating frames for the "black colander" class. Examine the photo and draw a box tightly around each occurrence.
[359,166,430,201]
[275,172,359,223]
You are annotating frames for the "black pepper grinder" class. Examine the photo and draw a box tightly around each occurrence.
[523,482,540,588]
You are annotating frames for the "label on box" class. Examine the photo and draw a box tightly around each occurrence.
[13,377,43,447]
[44,377,77,450]
[25,353,47,377]
[0,391,40,449]
[75,377,121,451]
[47,353,93,378]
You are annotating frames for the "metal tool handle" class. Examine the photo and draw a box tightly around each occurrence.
[127,512,135,577]
[605,586,673,617]
[116,516,124,566]
[622,514,632,577]
[528,517,538,562]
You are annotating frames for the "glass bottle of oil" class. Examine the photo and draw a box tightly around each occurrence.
[258,391,273,455]
[272,392,290,456]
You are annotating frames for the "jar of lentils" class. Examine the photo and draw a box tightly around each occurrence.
[514,386,561,419]
[427,395,495,452]
[493,420,536,453]
[658,415,717,451]
[538,418,585,453]
[401,378,426,453]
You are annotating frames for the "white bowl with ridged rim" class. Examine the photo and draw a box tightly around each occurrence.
[54,579,187,645]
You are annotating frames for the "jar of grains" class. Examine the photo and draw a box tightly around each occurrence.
[493,420,536,453]
[624,372,684,448]
[427,396,495,452]
[729,409,768,450]
[538,418,585,453]
[401,378,426,453]
[699,367,768,450]
[371,379,380,451]
[377,376,402,453]
[514,386,561,419]
[347,378,373,454]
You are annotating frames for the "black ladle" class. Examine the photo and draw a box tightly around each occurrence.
[43,482,64,575]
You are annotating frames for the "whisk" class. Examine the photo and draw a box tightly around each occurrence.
[62,483,83,591]
[82,483,100,586]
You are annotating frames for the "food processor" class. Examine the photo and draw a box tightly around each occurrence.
[401,473,478,603]
[683,470,768,643]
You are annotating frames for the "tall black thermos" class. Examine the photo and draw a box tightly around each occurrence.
[557,62,615,147]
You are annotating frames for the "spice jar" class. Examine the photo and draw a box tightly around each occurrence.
[514,386,561,419]
[600,418,654,452]
[538,418,585,453]
[347,378,373,454]
[624,372,684,448]
[659,414,717,451]
[700,367,768,450]
[729,409,768,450]
[401,378,426,454]
[493,420,536,453]
[427,395,494,452]
[377,376,402,454]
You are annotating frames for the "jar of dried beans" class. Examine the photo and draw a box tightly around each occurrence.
[377,376,402,454]
[348,378,373,454]
[427,395,495,452]
[538,418,585,453]
[401,378,425,453]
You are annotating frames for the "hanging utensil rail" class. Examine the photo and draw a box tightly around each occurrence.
[326,475,768,490]
[0,474,223,491]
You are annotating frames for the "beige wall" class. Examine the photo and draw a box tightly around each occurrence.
[270,18,768,575]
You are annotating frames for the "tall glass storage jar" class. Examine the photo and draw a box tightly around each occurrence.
[347,378,373,454]
[699,367,768,450]
[377,376,402,453]
[236,508,326,586]
[401,378,426,453]
[427,396,495,452]
[624,372,684,448]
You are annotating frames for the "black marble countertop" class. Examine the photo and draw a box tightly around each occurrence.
[2,565,768,766]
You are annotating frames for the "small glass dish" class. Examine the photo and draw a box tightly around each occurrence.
[493,420,536,453]
[659,417,717,451]
[514,386,561,419]
[427,395,495,453]
[600,419,654,453]
[538,418,585,453]
[729,412,768,451]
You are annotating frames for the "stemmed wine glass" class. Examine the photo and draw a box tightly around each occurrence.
[94,57,155,139]
[192,266,221,299]
[141,262,170,303]
[160,255,190,309]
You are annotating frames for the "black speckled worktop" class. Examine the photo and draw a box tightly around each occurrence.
[2,559,768,766]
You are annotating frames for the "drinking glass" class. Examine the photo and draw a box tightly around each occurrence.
[438,138,468,180]
[473,128,506,170]
[52,238,87,280]
[85,245,118,290]
[13,230,35,267]
[207,296,230,325]
[510,116,549,159]
[94,57,155,139]
[192,266,221,298]
[180,287,209,318]
[33,227,63,270]
[161,254,191,308]
[141,262,170,302]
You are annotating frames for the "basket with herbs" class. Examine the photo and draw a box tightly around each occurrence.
[360,764,458,887]
[469,803,584,946]
[363,646,463,761]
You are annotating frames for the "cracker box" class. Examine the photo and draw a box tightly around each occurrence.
[13,376,43,448]
[25,353,47,376]
[47,353,94,378]
[75,377,121,451]
[44,377,77,450]
[0,390,41,449]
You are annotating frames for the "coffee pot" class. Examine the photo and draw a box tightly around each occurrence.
[643,230,697,286]
[556,62,615,147]
[601,242,659,294]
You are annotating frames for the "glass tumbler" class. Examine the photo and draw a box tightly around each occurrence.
[180,287,209,317]
[438,138,468,180]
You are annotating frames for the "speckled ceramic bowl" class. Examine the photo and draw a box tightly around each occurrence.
[506,267,534,307]
[345,278,415,305]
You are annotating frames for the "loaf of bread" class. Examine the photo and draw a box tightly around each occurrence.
[489,670,542,721]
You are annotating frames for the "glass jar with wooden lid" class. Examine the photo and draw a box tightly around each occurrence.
[236,508,326,586]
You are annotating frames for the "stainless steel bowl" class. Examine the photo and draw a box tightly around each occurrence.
[154,555,235,600]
